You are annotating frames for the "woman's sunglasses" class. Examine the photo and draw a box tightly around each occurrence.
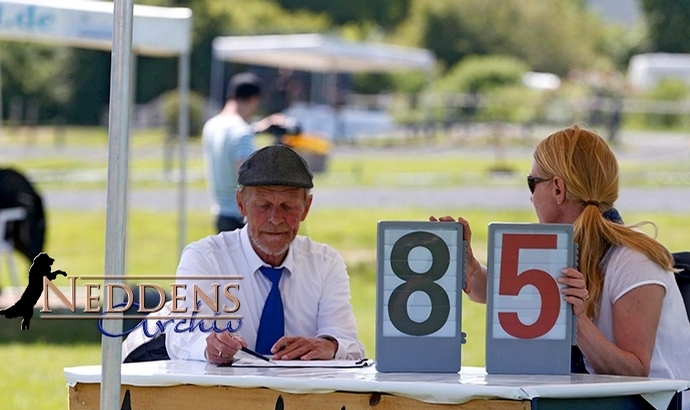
[527,175,551,194]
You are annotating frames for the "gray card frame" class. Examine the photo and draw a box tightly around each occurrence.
[486,222,577,375]
[376,221,465,373]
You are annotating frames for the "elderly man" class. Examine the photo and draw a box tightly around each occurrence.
[165,145,364,364]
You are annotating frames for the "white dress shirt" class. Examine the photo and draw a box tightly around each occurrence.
[165,227,365,361]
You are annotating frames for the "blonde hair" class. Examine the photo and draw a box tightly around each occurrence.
[534,125,674,318]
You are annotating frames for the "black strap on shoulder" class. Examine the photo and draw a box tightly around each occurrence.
[672,252,690,322]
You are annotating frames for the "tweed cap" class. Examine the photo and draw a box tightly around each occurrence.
[238,145,314,189]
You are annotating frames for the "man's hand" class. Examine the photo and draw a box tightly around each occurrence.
[205,332,247,365]
[253,113,291,134]
[269,336,338,360]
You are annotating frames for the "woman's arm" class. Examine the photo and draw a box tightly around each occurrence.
[429,215,488,303]
[577,284,664,376]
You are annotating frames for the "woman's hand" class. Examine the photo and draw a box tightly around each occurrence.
[429,215,487,303]
[557,267,589,317]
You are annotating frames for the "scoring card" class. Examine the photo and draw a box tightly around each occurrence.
[376,221,465,373]
[486,223,576,375]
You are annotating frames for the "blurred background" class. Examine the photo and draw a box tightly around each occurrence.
[0,0,689,143]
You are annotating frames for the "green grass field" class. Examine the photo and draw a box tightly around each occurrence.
[1,126,690,409]
[3,126,690,191]
[2,208,689,410]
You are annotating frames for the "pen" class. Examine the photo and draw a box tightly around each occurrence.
[241,346,271,362]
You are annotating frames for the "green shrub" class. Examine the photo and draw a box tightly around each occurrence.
[437,55,530,94]
[160,89,207,138]
[644,79,690,129]
[433,55,529,121]
[479,85,542,123]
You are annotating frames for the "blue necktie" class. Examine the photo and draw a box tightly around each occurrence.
[255,266,285,354]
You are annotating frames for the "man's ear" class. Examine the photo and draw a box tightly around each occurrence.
[300,194,313,222]
[236,190,248,217]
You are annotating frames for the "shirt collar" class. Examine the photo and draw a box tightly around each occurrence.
[239,226,294,275]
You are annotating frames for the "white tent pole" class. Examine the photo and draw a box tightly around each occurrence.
[209,52,224,116]
[101,0,134,409]
[177,51,190,255]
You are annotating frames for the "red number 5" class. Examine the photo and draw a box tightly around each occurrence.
[497,234,561,339]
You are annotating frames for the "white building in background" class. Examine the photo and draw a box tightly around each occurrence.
[627,53,690,90]
[586,1,690,92]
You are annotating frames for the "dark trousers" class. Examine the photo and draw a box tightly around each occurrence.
[216,215,245,233]
[123,334,169,363]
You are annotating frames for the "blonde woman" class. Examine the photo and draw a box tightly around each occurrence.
[434,126,690,407]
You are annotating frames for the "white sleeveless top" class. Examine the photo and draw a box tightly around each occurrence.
[588,246,690,409]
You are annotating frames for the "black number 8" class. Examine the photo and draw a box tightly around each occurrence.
[388,231,450,336]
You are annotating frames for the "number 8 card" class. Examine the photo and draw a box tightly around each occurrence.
[486,223,577,374]
[376,221,465,373]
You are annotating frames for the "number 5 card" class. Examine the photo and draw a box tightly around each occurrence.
[376,221,465,373]
[486,223,577,375]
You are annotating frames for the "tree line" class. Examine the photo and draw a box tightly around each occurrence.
[0,0,685,126]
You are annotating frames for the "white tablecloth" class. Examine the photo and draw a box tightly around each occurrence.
[64,361,690,409]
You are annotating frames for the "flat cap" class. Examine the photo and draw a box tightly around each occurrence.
[238,145,314,189]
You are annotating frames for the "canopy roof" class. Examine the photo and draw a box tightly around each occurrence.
[212,33,435,73]
[0,0,191,56]
[628,52,690,90]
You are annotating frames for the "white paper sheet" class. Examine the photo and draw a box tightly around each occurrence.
[229,355,374,368]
